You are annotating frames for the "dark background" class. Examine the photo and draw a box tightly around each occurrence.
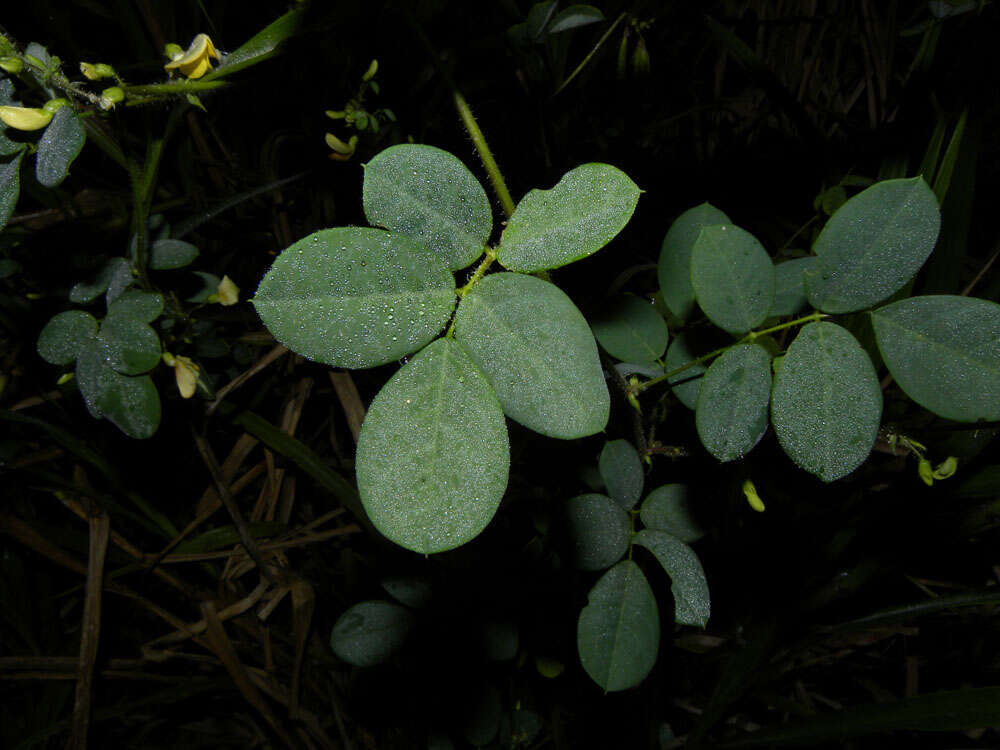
[2,1,999,748]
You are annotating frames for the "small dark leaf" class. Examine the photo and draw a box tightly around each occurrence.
[35,106,86,188]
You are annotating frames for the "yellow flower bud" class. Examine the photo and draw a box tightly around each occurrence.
[173,355,199,399]
[742,478,765,512]
[325,132,358,161]
[99,86,125,110]
[932,456,958,481]
[918,458,934,486]
[80,62,115,80]
[217,275,240,306]
[42,98,69,114]
[0,105,54,131]
[164,34,220,79]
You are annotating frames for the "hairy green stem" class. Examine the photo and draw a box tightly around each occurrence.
[635,311,827,394]
[445,248,497,338]
[453,91,516,219]
[123,80,227,98]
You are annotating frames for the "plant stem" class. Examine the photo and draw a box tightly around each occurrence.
[404,12,516,219]
[453,91,516,219]
[123,80,227,98]
[444,248,498,338]
[635,311,827,394]
[554,12,627,96]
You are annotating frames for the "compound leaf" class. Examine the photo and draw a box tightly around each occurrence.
[577,560,659,691]
[355,338,509,554]
[253,227,456,369]
[497,163,640,272]
[598,439,644,509]
[564,493,630,570]
[658,203,730,321]
[591,295,668,364]
[805,177,941,313]
[691,225,775,335]
[363,144,492,271]
[37,310,98,366]
[639,484,705,543]
[75,339,160,439]
[454,272,608,438]
[36,106,85,188]
[330,600,415,667]
[872,295,1000,422]
[771,322,882,482]
[634,529,710,627]
[696,344,772,462]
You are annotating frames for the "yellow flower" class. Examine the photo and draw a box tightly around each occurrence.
[0,105,53,131]
[217,275,240,305]
[173,355,200,399]
[164,34,220,79]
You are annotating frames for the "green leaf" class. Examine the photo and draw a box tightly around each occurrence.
[577,560,659,691]
[658,203,731,321]
[771,322,882,482]
[0,150,24,232]
[108,290,164,322]
[223,407,365,528]
[150,238,199,270]
[563,493,630,570]
[380,576,433,609]
[37,311,98,366]
[598,439,644,509]
[482,620,519,661]
[872,295,1000,422]
[805,177,941,313]
[35,106,86,188]
[75,338,160,439]
[70,257,131,304]
[496,163,640,272]
[330,600,414,667]
[633,529,710,627]
[720,687,1000,748]
[690,225,775,335]
[253,227,456,369]
[455,273,609,438]
[460,682,502,747]
[355,339,509,554]
[98,311,161,375]
[664,332,707,409]
[173,521,286,554]
[204,7,306,80]
[770,257,816,317]
[696,344,772,462]
[639,484,705,543]
[591,294,668,363]
[548,5,605,33]
[526,0,559,40]
[362,144,492,271]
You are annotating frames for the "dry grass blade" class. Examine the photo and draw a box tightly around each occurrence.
[70,505,110,750]
[289,580,315,718]
[329,371,366,444]
[206,344,289,415]
[146,582,269,649]
[201,601,298,748]
[194,432,283,586]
